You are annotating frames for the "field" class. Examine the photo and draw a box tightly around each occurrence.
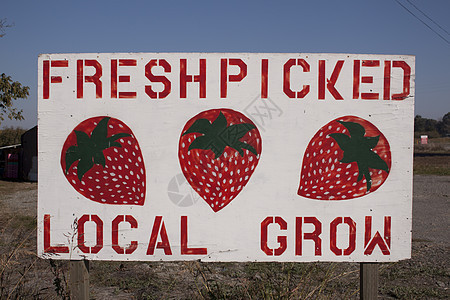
[414,155,450,176]
[0,155,449,299]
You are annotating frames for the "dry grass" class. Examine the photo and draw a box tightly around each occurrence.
[414,155,450,175]
[0,159,449,299]
[413,137,450,175]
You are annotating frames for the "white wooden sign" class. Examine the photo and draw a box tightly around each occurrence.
[37,53,414,262]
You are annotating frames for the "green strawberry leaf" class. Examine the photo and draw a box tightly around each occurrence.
[329,133,351,152]
[74,130,92,149]
[232,141,257,156]
[208,143,227,159]
[188,135,226,159]
[209,112,228,136]
[366,150,389,172]
[330,120,389,193]
[188,135,212,150]
[183,118,212,136]
[65,145,81,174]
[339,121,365,138]
[222,123,256,144]
[76,157,94,181]
[184,111,257,160]
[108,141,122,148]
[108,133,131,143]
[91,117,110,141]
[65,117,130,181]
[93,151,106,168]
[365,136,380,149]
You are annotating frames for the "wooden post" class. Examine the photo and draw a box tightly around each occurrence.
[69,260,89,300]
[360,262,378,300]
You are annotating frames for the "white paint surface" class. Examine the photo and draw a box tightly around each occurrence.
[38,53,414,262]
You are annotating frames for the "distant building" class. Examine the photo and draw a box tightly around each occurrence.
[0,144,21,179]
[21,126,37,181]
[0,126,37,181]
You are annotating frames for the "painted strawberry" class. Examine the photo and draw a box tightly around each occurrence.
[179,109,262,212]
[298,116,391,200]
[61,116,146,205]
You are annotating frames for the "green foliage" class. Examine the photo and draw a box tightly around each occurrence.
[436,112,450,137]
[415,112,450,138]
[0,19,13,38]
[0,73,29,125]
[0,126,26,147]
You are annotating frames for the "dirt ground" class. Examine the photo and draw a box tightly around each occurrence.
[0,173,449,299]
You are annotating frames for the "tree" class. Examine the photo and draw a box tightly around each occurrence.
[0,19,29,126]
[436,112,450,137]
[414,112,450,138]
[0,73,29,125]
[0,126,26,147]
[414,114,439,138]
[0,18,12,37]
[414,115,426,132]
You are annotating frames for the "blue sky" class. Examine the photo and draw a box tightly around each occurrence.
[1,0,449,130]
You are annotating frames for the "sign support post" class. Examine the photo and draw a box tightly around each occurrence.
[69,260,89,300]
[360,262,378,300]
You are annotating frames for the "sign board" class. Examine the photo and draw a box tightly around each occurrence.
[420,135,428,145]
[38,53,414,262]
